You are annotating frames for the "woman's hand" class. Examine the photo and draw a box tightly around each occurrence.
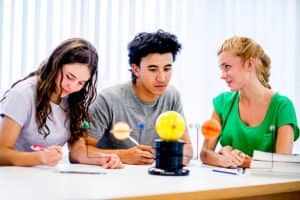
[69,138,123,169]
[217,146,250,168]
[83,153,123,169]
[39,145,62,166]
[100,153,123,169]
[240,155,252,168]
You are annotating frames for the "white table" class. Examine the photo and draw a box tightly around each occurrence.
[0,161,300,200]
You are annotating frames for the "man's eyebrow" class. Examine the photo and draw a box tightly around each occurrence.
[147,65,159,68]
[147,64,173,68]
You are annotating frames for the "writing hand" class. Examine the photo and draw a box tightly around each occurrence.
[121,145,154,165]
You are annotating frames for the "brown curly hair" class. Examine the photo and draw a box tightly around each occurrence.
[3,38,98,143]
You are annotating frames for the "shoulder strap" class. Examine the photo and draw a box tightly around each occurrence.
[222,92,238,128]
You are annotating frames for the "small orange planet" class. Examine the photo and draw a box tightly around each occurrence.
[111,121,132,140]
[201,119,221,138]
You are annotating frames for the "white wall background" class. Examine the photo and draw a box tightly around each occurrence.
[0,0,299,154]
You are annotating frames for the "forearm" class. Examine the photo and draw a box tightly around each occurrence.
[87,145,132,163]
[0,148,41,166]
[75,136,154,164]
[183,143,193,159]
[199,135,223,166]
[200,147,223,166]
[87,145,123,157]
[70,138,123,168]
[84,135,130,162]
[70,138,124,163]
[88,145,156,165]
[181,130,193,158]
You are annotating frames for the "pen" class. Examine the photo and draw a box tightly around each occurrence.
[237,167,246,174]
[31,144,62,153]
[30,144,47,151]
[128,136,139,145]
[212,169,238,175]
[195,123,200,160]
[137,122,144,143]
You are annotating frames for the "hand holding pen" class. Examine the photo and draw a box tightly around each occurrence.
[31,144,62,166]
[110,121,154,164]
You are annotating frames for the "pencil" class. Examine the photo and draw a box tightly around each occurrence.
[212,169,238,175]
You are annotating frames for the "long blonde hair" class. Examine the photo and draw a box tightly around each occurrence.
[217,36,271,89]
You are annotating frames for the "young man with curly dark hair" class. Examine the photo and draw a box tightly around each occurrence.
[85,30,193,165]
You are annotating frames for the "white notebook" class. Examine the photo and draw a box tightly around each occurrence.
[55,164,107,174]
[36,163,107,175]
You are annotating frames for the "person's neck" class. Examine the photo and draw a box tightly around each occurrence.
[132,83,159,103]
[239,82,272,106]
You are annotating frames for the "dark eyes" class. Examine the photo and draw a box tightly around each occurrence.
[149,68,156,72]
[148,67,172,72]
[164,67,172,71]
[224,64,231,69]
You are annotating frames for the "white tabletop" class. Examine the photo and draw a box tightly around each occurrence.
[0,161,300,200]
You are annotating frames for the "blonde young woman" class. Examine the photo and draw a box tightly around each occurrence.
[200,36,299,168]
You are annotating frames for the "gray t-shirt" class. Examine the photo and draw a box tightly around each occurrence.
[88,82,186,149]
[0,77,70,152]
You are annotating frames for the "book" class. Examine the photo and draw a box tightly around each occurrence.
[252,150,300,163]
[250,150,300,175]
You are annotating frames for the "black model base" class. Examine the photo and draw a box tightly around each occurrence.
[148,139,189,176]
[148,167,189,176]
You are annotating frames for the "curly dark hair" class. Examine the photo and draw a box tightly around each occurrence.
[2,38,98,143]
[128,29,182,83]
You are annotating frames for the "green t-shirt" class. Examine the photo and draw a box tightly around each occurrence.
[213,92,299,156]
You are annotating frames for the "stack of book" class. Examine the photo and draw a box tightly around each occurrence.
[250,150,300,175]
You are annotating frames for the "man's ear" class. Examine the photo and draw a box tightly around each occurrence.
[131,64,140,77]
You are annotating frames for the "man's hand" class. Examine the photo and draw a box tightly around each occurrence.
[120,145,154,165]
[182,143,193,166]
